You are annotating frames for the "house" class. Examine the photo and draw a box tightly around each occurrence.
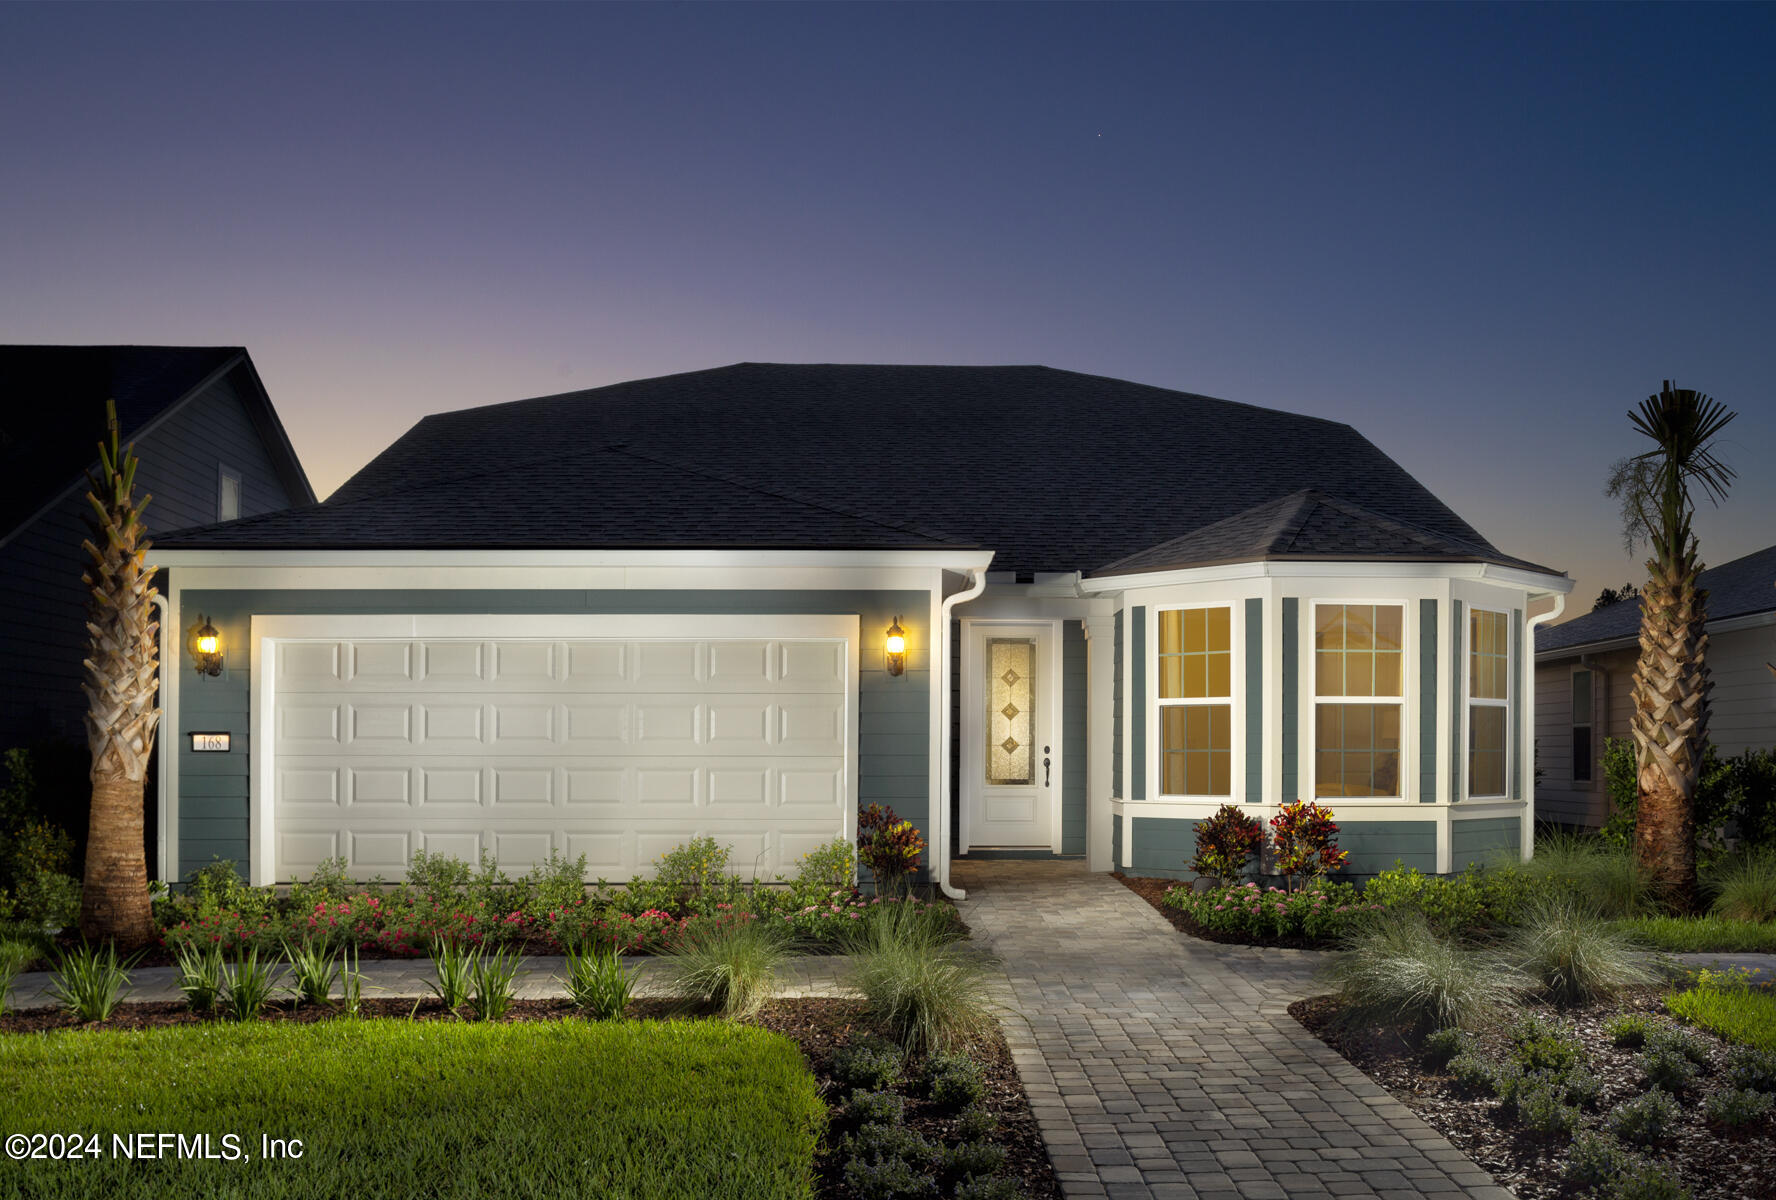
[0,346,315,863]
[1535,543,1776,828]
[146,363,1570,892]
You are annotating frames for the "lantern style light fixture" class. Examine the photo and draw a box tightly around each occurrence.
[192,615,224,677]
[884,616,907,677]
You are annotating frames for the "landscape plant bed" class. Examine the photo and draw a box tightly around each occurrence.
[1114,872,1332,949]
[1292,989,1776,1200]
[0,998,1059,1200]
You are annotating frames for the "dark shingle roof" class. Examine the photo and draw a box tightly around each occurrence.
[1094,490,1553,575]
[0,345,241,538]
[1537,543,1776,655]
[157,362,1554,574]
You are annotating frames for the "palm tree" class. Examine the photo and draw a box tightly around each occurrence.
[77,401,161,947]
[1621,381,1736,913]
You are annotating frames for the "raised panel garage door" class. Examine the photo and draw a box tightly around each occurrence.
[266,625,855,883]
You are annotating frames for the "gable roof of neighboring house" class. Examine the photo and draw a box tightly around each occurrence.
[155,362,1557,576]
[0,345,315,544]
[1537,543,1776,656]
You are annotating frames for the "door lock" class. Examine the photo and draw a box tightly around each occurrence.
[1043,746,1051,787]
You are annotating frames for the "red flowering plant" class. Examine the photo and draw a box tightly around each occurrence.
[857,804,924,897]
[1268,800,1350,891]
[1189,804,1264,886]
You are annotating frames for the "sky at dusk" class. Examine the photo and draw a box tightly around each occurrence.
[4,2,1771,619]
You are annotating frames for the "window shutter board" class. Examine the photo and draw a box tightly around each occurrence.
[1419,598,1438,802]
[1282,597,1299,803]
[1112,609,1124,798]
[1245,597,1263,806]
[1450,599,1465,802]
[1131,606,1146,801]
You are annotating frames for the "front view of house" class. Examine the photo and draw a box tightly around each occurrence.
[149,363,1572,894]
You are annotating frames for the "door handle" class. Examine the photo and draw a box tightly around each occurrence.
[1043,746,1051,787]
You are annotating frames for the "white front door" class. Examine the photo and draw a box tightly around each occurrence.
[960,620,1060,851]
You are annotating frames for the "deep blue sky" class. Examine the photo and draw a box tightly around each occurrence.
[4,3,1771,616]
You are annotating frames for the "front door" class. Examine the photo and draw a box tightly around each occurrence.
[960,621,1059,851]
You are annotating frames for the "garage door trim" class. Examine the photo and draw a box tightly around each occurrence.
[249,613,861,885]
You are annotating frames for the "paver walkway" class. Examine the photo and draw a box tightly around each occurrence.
[953,859,1512,1200]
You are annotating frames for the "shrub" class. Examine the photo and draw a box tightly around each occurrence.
[288,856,356,910]
[1561,1067,1605,1109]
[1321,909,1525,1032]
[841,1153,937,1200]
[1364,863,1487,934]
[428,939,477,1011]
[519,851,589,916]
[1164,878,1370,942]
[1727,1045,1776,1092]
[848,900,996,1054]
[1704,1086,1773,1128]
[1647,1024,1714,1067]
[1269,800,1349,887]
[1563,1129,1632,1190]
[284,939,341,1006]
[404,849,475,902]
[654,836,734,905]
[1190,804,1263,885]
[1507,897,1655,1005]
[832,1036,905,1092]
[1422,1027,1471,1071]
[183,858,279,923]
[1667,968,1776,1051]
[0,749,83,930]
[938,1140,1006,1186]
[953,1176,1021,1200]
[663,913,790,1020]
[840,1089,906,1131]
[955,1104,998,1141]
[1448,1052,1502,1095]
[923,1052,987,1112]
[562,945,638,1019]
[219,949,280,1022]
[1606,1013,1659,1048]
[1609,1160,1692,1200]
[1605,1088,1680,1146]
[1708,849,1776,922]
[788,839,857,909]
[1638,1045,1699,1093]
[468,947,522,1022]
[858,805,924,897]
[1515,1081,1581,1137]
[1511,1013,1580,1075]
[843,1120,936,1167]
[49,943,134,1022]
[0,938,37,1016]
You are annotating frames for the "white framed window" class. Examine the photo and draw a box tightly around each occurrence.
[218,466,242,521]
[1571,668,1594,784]
[1155,605,1234,797]
[1312,603,1405,799]
[1467,607,1511,797]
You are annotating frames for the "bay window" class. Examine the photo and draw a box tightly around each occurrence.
[1469,608,1510,796]
[1157,606,1231,796]
[1314,603,1403,798]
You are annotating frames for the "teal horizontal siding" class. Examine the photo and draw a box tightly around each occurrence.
[175,588,930,881]
[1129,816,1201,880]
[1112,812,1123,871]
[1335,820,1437,875]
[1451,816,1521,867]
[1062,620,1088,855]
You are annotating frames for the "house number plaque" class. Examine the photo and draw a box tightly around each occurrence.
[189,732,231,752]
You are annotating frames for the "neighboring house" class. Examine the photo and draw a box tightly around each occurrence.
[0,346,315,865]
[148,363,1570,891]
[1535,544,1776,828]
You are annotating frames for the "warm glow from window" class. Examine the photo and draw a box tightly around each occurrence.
[1157,606,1232,796]
[1314,604,1403,798]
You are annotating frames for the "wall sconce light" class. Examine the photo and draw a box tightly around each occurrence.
[191,615,224,677]
[884,616,907,677]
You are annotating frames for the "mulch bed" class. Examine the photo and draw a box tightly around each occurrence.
[1113,872,1331,950]
[1292,990,1776,1200]
[2,996,1059,1200]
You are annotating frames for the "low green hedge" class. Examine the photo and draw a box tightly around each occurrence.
[0,1019,824,1199]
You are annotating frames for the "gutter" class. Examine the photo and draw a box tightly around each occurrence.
[937,567,988,900]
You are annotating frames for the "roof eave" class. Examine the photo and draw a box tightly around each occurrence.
[1083,555,1574,593]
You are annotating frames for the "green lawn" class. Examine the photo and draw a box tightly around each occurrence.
[1614,915,1776,953]
[0,1019,823,1199]
[1668,982,1776,1051]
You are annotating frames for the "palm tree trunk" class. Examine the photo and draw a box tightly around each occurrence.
[80,776,155,945]
[1629,556,1709,914]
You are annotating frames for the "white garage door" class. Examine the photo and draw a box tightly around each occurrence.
[259,616,857,884]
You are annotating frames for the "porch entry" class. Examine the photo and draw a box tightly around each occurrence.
[959,620,1062,852]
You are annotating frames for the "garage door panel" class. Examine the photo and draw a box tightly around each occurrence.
[271,631,854,882]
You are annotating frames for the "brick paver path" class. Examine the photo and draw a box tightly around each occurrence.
[953,859,1514,1200]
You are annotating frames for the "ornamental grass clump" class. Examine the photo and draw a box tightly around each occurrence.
[467,947,522,1022]
[562,944,638,1019]
[1709,849,1776,922]
[219,949,280,1022]
[0,939,33,1017]
[1189,804,1263,886]
[664,912,790,1019]
[1507,896,1655,1006]
[427,938,476,1012]
[49,943,134,1022]
[1522,831,1655,918]
[174,942,224,1014]
[284,938,341,1006]
[847,899,996,1055]
[1321,909,1525,1033]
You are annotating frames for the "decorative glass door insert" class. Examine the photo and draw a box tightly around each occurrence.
[986,638,1036,785]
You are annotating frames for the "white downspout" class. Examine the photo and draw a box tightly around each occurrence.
[938,568,988,900]
[1524,591,1568,861]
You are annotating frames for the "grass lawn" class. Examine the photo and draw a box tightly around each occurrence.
[0,1019,823,1199]
[1669,980,1776,1051]
[1615,914,1776,953]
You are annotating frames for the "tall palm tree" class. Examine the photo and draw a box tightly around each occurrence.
[77,402,161,947]
[1623,381,1736,913]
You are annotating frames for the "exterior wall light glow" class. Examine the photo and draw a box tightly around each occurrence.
[192,615,224,677]
[884,616,907,677]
